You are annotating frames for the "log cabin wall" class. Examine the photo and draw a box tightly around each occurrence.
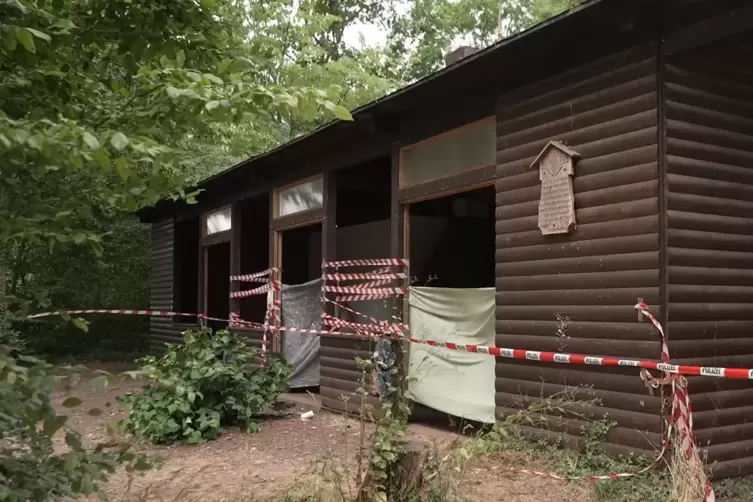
[149,218,185,353]
[494,44,664,456]
[664,34,753,478]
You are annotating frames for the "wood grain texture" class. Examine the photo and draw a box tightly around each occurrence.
[494,46,661,453]
[665,39,753,472]
[149,219,185,353]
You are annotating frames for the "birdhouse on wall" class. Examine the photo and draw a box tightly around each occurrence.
[530,141,580,235]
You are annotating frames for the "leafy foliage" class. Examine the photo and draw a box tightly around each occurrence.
[0,345,151,501]
[118,328,293,444]
[386,0,586,81]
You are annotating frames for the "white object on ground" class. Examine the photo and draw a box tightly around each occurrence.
[300,410,314,420]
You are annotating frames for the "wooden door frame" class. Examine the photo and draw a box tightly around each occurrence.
[199,239,231,329]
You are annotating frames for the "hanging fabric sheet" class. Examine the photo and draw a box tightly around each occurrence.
[280,278,322,388]
[407,286,496,423]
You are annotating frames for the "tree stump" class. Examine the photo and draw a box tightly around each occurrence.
[357,439,430,501]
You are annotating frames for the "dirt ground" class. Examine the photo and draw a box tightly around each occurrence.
[49,364,596,502]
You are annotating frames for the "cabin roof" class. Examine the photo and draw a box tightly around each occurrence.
[140,0,750,222]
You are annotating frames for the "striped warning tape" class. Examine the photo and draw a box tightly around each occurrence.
[322,298,408,335]
[27,309,195,319]
[230,282,278,299]
[322,258,408,268]
[405,337,753,380]
[322,285,407,296]
[322,272,408,282]
[25,308,753,380]
[229,268,278,282]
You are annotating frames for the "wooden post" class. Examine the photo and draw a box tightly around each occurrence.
[229,202,242,324]
[322,171,337,269]
[389,148,409,396]
[269,196,282,354]
[322,171,337,323]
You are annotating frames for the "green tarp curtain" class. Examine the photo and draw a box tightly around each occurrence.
[407,286,496,424]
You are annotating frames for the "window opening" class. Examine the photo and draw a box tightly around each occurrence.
[275,177,324,218]
[408,186,495,288]
[400,119,495,187]
[203,206,232,235]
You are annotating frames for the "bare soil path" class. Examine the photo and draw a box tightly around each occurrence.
[47,363,609,502]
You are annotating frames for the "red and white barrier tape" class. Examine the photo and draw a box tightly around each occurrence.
[322,285,407,296]
[321,301,408,335]
[230,268,278,282]
[322,272,408,282]
[230,282,275,299]
[25,308,753,380]
[322,258,408,268]
[27,309,197,319]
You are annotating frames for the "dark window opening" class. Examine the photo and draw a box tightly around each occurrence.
[205,242,230,330]
[409,186,495,288]
[281,224,322,286]
[334,157,392,261]
[173,217,199,323]
[239,194,270,322]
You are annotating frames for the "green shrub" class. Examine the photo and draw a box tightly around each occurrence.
[118,328,292,444]
[0,345,149,501]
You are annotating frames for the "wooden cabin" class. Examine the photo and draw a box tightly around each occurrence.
[139,0,753,478]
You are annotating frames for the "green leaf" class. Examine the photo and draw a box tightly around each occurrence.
[44,415,68,436]
[62,396,83,408]
[175,49,186,68]
[331,104,352,121]
[81,474,94,494]
[200,0,215,9]
[25,27,51,42]
[72,317,89,332]
[166,86,182,99]
[63,452,78,474]
[82,132,100,150]
[88,407,104,416]
[114,158,131,181]
[92,148,110,168]
[110,132,129,150]
[16,29,35,52]
[205,100,220,111]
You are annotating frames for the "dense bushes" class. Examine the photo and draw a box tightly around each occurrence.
[119,328,292,444]
[0,346,149,501]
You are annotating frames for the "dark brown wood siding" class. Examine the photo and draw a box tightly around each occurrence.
[665,36,753,478]
[495,45,663,455]
[149,219,186,353]
[320,335,379,414]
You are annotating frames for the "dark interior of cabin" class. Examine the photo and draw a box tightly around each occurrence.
[173,216,200,322]
[409,186,496,288]
[239,194,270,321]
[205,241,230,329]
[281,224,322,285]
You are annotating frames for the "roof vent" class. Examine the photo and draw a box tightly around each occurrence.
[444,46,478,66]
